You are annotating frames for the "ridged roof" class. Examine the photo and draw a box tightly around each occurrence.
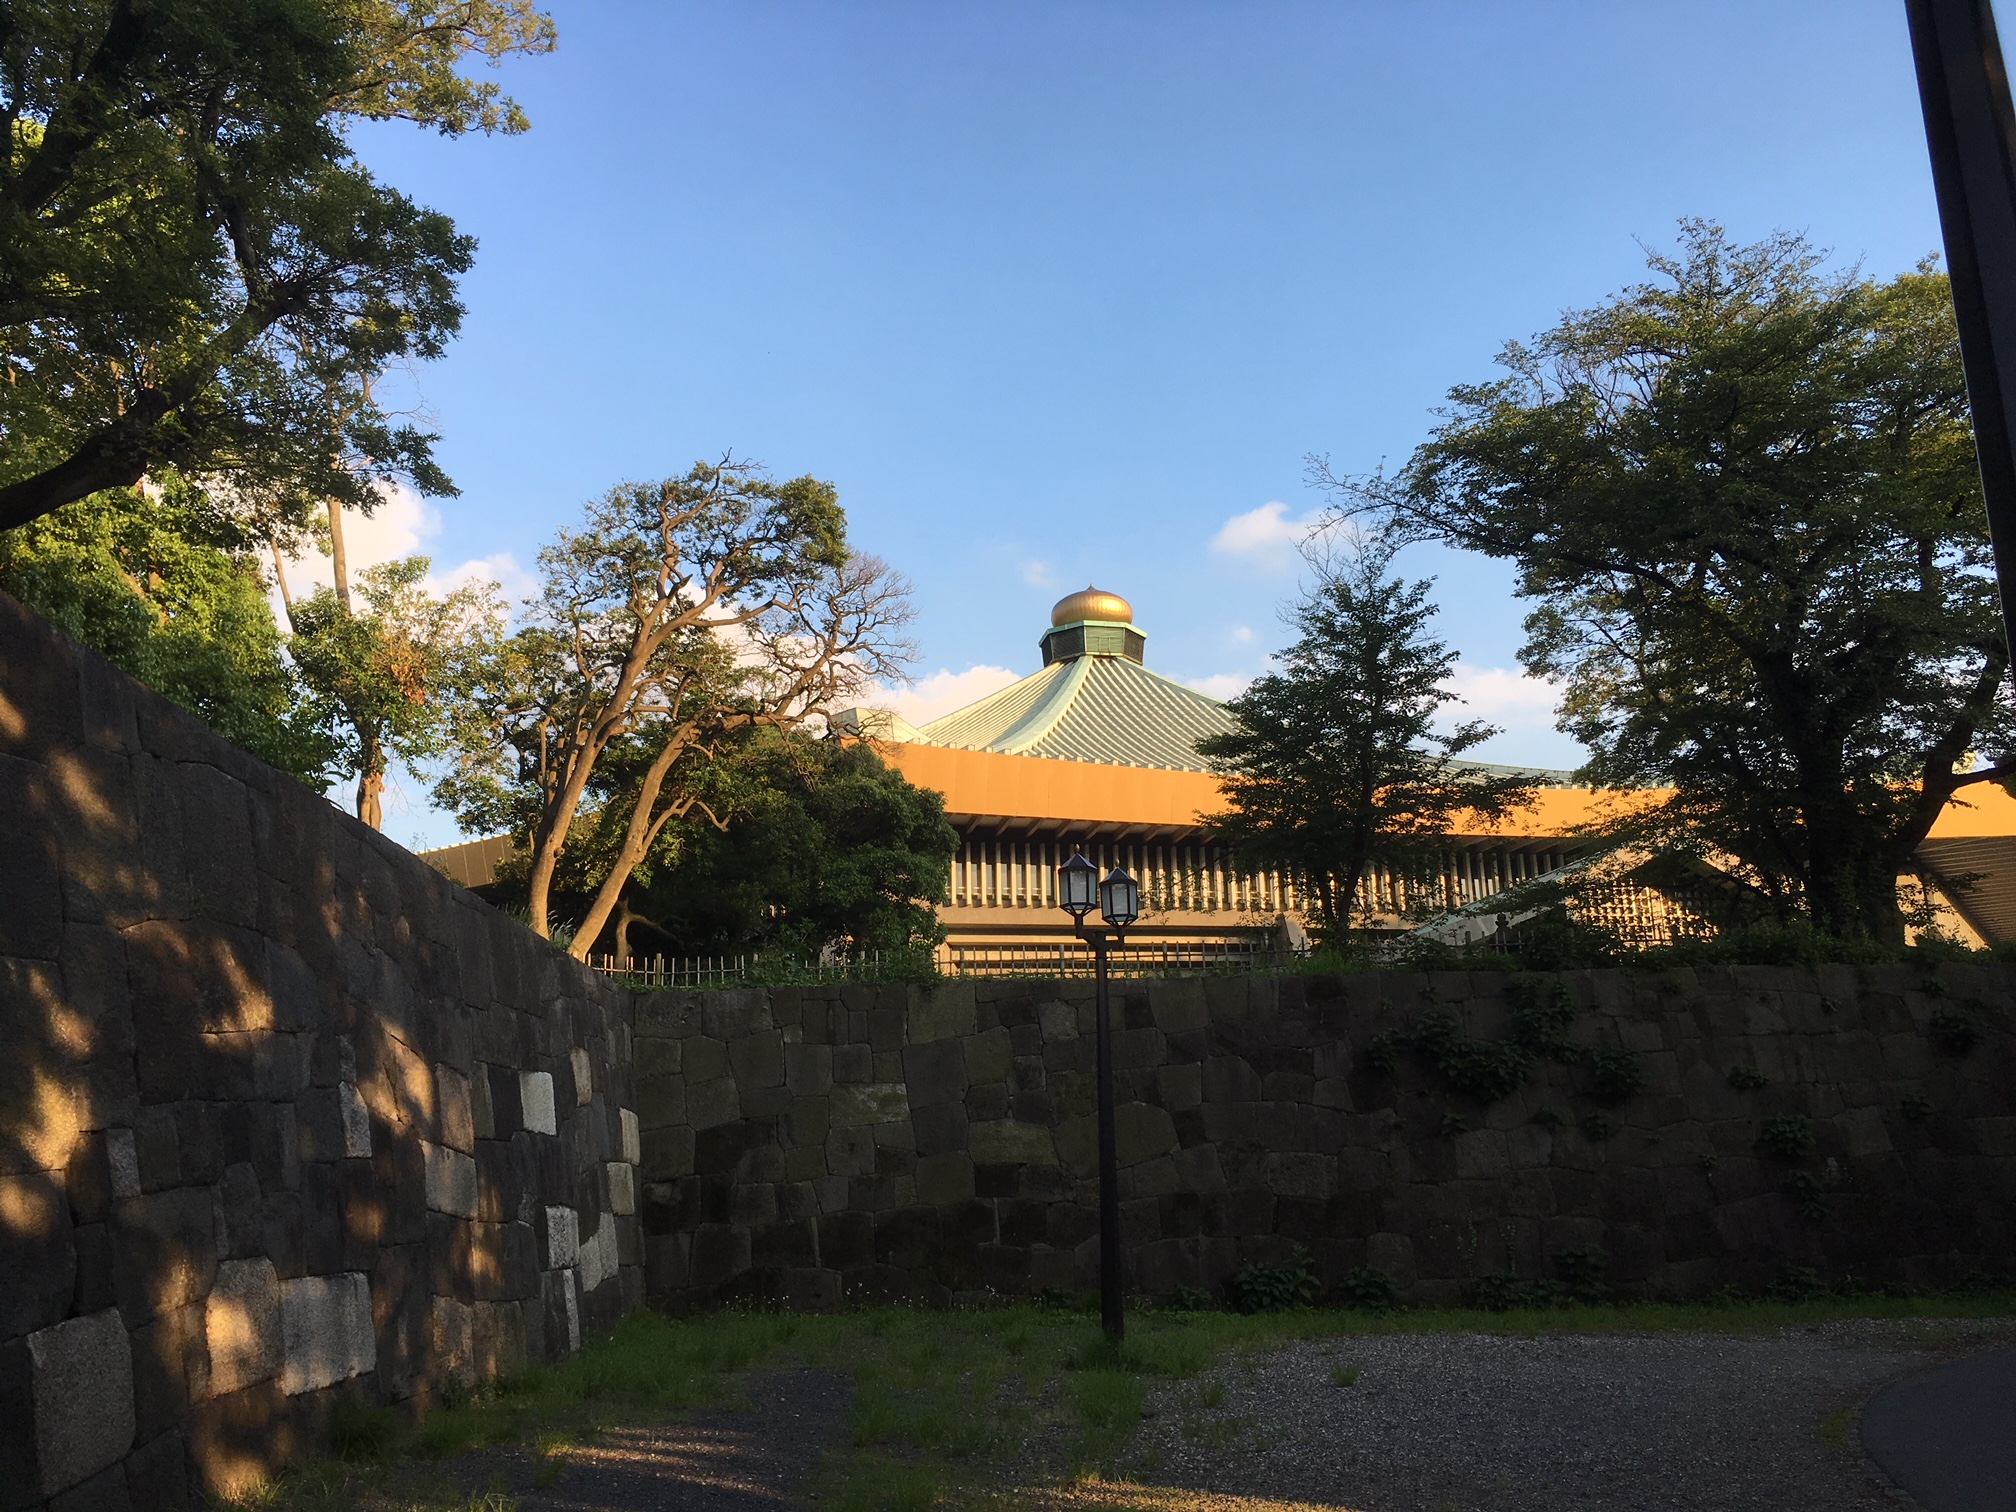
[920,654,1237,772]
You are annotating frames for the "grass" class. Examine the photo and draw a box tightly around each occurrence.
[217,1289,2016,1511]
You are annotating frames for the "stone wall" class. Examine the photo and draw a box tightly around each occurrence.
[0,592,641,1509]
[635,968,2016,1311]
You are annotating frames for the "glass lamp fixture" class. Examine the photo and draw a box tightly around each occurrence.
[1059,853,1098,918]
[1099,867,1140,929]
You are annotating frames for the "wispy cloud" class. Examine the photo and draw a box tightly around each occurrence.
[273,482,530,619]
[1209,500,1326,572]
[1021,558,1058,588]
[1440,663,1560,732]
[876,665,1021,727]
[1185,672,1252,701]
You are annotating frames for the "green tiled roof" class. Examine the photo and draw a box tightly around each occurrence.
[921,655,1237,772]
[918,655,1586,785]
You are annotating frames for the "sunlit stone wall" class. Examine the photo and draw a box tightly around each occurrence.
[0,591,640,1509]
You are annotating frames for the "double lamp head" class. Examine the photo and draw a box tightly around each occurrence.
[1059,852,1140,931]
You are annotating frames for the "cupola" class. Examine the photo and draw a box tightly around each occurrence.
[1040,586,1146,667]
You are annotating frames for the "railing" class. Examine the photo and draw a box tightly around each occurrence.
[588,941,1308,987]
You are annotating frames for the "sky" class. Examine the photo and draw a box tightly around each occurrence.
[320,0,1954,849]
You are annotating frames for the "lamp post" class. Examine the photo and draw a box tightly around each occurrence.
[1058,852,1140,1343]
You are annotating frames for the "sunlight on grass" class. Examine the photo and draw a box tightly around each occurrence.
[222,1288,2015,1510]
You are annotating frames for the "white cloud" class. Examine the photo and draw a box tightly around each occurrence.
[1229,625,1256,645]
[1440,663,1560,730]
[1209,500,1327,572]
[875,665,1020,727]
[429,551,538,609]
[271,482,526,621]
[1020,558,1060,589]
[1185,673,1252,701]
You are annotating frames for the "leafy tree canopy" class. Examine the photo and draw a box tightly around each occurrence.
[0,1,555,533]
[0,481,333,778]
[289,552,497,827]
[432,458,917,955]
[602,731,957,960]
[1320,222,2015,940]
[1199,536,1532,942]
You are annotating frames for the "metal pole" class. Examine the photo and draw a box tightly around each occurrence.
[1908,0,2016,659]
[1093,931,1124,1343]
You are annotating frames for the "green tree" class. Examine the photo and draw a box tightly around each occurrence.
[0,1,555,532]
[288,553,497,828]
[1321,222,2015,941]
[433,458,918,957]
[584,732,957,960]
[1198,536,1533,942]
[0,482,332,779]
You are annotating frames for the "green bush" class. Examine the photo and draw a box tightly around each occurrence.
[1929,1006,1983,1055]
[1588,1047,1646,1103]
[1338,1266,1398,1312]
[1726,1065,1769,1090]
[1758,1113,1816,1159]
[1228,1246,1319,1313]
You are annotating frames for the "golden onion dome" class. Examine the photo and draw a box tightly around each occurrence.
[1050,586,1133,627]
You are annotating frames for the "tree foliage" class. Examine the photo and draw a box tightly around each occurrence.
[433,458,918,958]
[589,732,957,960]
[289,553,497,828]
[1320,223,2015,940]
[0,482,332,778]
[1198,536,1533,941]
[0,0,555,532]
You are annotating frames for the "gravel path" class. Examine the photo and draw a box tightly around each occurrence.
[1132,1322,2005,1512]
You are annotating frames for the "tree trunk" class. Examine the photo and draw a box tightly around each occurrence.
[568,727,698,960]
[356,730,385,830]
[327,499,353,613]
[269,538,295,631]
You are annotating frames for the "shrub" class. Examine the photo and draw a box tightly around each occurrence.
[1901,1092,1933,1123]
[1555,1245,1610,1302]
[1784,1170,1828,1221]
[1159,1286,1214,1313]
[1338,1266,1398,1312]
[1588,1046,1646,1103]
[1929,1006,1983,1055]
[1726,1065,1769,1090]
[1758,1113,1816,1159]
[1769,1264,1828,1301]
[1227,1246,1319,1313]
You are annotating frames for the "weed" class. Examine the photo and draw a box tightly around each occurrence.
[1759,1113,1816,1159]
[1726,1065,1769,1090]
[1578,1110,1616,1142]
[1228,1247,1319,1313]
[1338,1265,1398,1312]
[1365,1028,1408,1074]
[1440,1111,1469,1137]
[1555,1246,1610,1303]
[1929,1006,1983,1055]
[1901,1093,1934,1123]
[328,1400,397,1463]
[1329,1363,1362,1387]
[1818,1407,1852,1447]
[1158,1286,1214,1313]
[1771,1266,1829,1301]
[1785,1171,1828,1221]
[1588,1046,1646,1102]
[1531,1102,1569,1129]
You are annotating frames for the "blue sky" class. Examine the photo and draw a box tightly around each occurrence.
[331,1,1952,848]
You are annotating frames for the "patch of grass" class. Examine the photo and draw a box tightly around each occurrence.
[1329,1363,1361,1387]
[1818,1406,1853,1447]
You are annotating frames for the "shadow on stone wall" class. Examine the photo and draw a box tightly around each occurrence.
[632,968,2016,1311]
[0,591,641,1510]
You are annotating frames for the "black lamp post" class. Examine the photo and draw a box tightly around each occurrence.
[1058,851,1140,1343]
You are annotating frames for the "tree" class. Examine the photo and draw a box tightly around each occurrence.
[288,553,498,828]
[1198,536,1533,942]
[0,1,556,533]
[433,459,918,958]
[1320,222,2016,941]
[579,731,957,960]
[0,482,333,779]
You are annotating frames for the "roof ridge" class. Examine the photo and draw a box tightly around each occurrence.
[991,654,1093,754]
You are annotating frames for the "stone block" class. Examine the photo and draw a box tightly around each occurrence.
[786,1043,833,1095]
[910,983,977,1042]
[204,1258,281,1397]
[1037,999,1078,1041]
[0,1172,75,1339]
[903,1039,966,1108]
[1115,1104,1179,1167]
[832,1081,909,1127]
[28,1309,135,1497]
[686,1078,741,1131]
[543,1205,580,1270]
[730,1030,785,1091]
[1262,1152,1337,1201]
[437,1065,476,1153]
[278,1273,374,1395]
[620,1108,641,1164]
[571,1047,593,1105]
[423,1141,479,1218]
[1147,977,1209,1034]
[520,1071,558,1136]
[112,1187,216,1326]
[969,1120,1057,1166]
[832,1044,873,1083]
[606,1162,637,1216]
[430,1296,475,1386]
[915,1152,975,1204]
[339,1082,372,1157]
